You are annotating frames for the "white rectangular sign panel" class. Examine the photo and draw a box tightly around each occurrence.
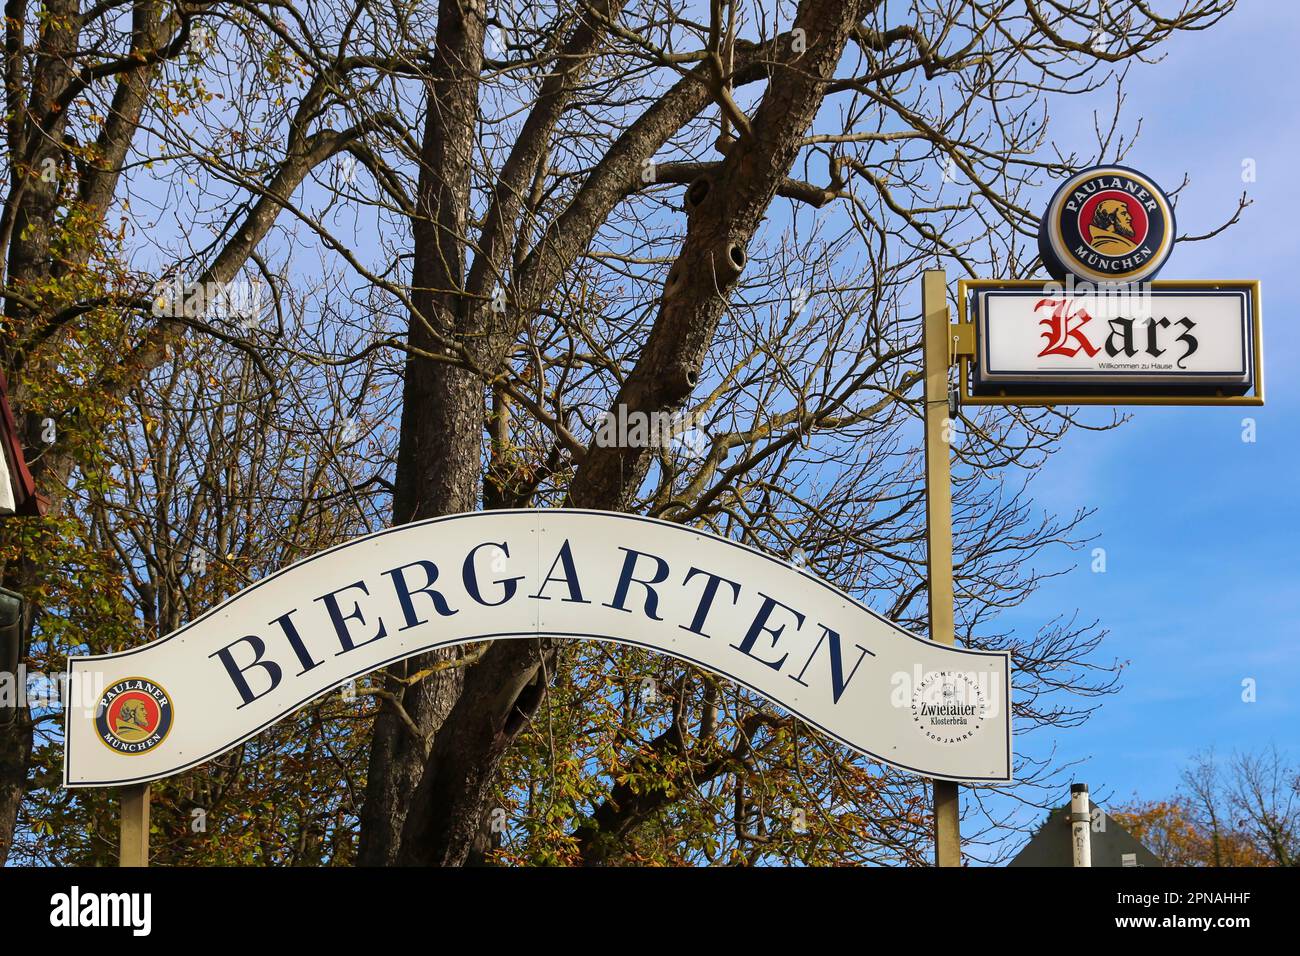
[64,510,1012,786]
[972,283,1259,396]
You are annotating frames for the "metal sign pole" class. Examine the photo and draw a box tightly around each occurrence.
[119,783,150,867]
[922,268,961,867]
[1070,783,1092,867]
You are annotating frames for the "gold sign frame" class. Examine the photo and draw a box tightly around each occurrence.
[955,279,1264,406]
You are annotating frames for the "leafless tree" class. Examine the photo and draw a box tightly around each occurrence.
[1181,748,1298,867]
[0,0,1243,864]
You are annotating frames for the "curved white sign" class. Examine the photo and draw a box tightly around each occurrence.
[64,510,1012,786]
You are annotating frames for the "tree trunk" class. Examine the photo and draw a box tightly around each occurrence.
[0,703,31,862]
[355,0,485,865]
[392,0,868,866]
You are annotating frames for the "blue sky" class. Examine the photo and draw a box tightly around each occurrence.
[997,2,1300,820]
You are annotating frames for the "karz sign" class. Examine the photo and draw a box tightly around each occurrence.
[959,280,1263,405]
[64,510,1013,787]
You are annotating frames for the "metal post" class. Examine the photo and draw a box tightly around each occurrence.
[1070,783,1092,867]
[119,783,150,867]
[922,268,961,867]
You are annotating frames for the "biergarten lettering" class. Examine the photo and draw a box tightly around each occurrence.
[209,540,871,710]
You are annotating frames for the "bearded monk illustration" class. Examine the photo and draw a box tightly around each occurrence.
[1086,197,1139,255]
[114,699,152,740]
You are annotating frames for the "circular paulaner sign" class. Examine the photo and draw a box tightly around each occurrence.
[94,677,173,755]
[1038,165,1175,284]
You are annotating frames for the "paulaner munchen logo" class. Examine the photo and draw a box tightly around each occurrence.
[1038,165,1175,285]
[93,677,173,755]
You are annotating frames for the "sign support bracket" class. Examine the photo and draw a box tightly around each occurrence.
[922,268,962,867]
[949,319,975,366]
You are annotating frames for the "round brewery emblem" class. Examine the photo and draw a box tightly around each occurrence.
[94,677,173,755]
[1037,165,1175,284]
[911,671,989,746]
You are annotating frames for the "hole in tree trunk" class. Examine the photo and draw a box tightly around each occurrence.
[663,262,684,300]
[714,241,747,284]
[686,176,711,210]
